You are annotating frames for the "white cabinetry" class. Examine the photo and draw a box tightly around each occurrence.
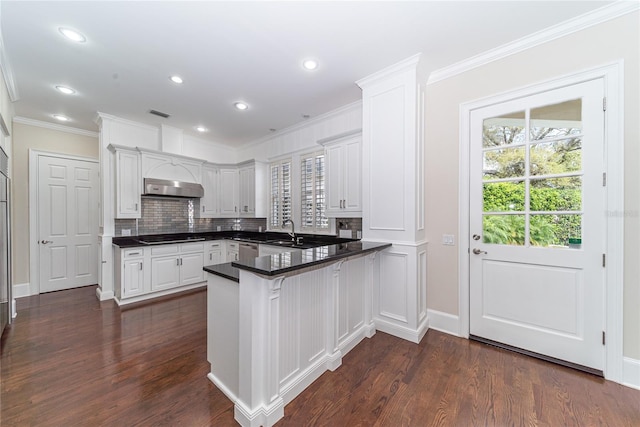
[320,130,362,217]
[114,241,206,305]
[200,165,220,218]
[205,241,224,265]
[238,165,255,216]
[226,241,239,262]
[219,168,239,216]
[141,151,203,184]
[150,242,205,291]
[112,147,141,219]
[115,247,149,299]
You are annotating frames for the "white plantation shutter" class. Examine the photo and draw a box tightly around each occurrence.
[300,151,328,231]
[270,159,292,229]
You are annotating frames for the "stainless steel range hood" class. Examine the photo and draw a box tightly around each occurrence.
[143,178,204,198]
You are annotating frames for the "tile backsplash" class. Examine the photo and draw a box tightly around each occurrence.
[335,218,362,239]
[114,197,266,236]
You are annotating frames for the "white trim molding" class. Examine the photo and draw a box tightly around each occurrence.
[12,282,31,298]
[0,14,19,102]
[623,357,640,390]
[458,61,624,384]
[426,309,460,337]
[428,1,639,85]
[13,116,98,138]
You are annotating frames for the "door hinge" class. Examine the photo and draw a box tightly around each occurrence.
[603,97,607,111]
[602,331,606,345]
[602,172,607,187]
[602,254,606,267]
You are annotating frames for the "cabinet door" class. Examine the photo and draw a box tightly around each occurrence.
[151,256,181,291]
[219,169,239,216]
[123,259,145,297]
[206,250,223,265]
[116,150,141,218]
[226,250,239,262]
[325,144,344,215]
[180,252,204,285]
[238,166,255,216]
[201,166,219,218]
[343,139,362,212]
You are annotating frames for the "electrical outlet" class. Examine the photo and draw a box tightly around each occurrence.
[259,226,263,232]
[442,234,455,246]
[217,226,221,231]
[121,229,131,236]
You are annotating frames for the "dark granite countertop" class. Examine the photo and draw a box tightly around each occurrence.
[204,262,240,282]
[231,241,391,277]
[112,231,354,249]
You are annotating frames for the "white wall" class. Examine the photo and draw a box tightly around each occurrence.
[423,12,640,359]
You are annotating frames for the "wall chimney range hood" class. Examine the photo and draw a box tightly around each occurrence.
[143,178,204,198]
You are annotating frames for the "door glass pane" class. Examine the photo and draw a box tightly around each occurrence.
[483,181,524,212]
[529,214,582,248]
[530,177,582,211]
[530,99,582,140]
[483,214,525,245]
[483,111,526,148]
[483,147,525,179]
[530,138,582,175]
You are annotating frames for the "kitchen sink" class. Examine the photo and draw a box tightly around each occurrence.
[265,239,298,246]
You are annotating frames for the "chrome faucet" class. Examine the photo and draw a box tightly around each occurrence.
[282,219,296,241]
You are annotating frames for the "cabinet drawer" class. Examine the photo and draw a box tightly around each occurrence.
[207,241,222,250]
[151,244,179,256]
[124,248,145,258]
[227,242,239,250]
[180,242,204,253]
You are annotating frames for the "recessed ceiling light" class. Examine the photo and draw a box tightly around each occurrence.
[55,85,75,95]
[234,102,249,111]
[59,27,86,43]
[302,59,318,71]
[170,75,183,84]
[196,126,207,132]
[53,114,70,122]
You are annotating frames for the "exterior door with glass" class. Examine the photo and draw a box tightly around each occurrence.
[469,78,605,371]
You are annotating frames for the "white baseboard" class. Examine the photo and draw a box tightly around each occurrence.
[374,315,429,344]
[426,309,460,337]
[623,357,640,390]
[12,282,31,298]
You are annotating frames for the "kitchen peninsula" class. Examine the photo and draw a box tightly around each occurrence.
[205,241,391,427]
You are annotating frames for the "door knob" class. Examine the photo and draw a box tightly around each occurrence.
[40,240,53,244]
[472,248,487,255]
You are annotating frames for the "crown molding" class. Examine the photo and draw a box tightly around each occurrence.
[427,1,640,85]
[13,116,98,138]
[240,99,363,149]
[0,7,19,102]
[356,53,422,89]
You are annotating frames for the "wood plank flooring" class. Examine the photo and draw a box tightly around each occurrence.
[1,285,639,426]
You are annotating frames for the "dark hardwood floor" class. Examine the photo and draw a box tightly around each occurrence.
[1,286,638,426]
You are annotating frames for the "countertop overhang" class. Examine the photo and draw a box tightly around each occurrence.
[204,241,391,281]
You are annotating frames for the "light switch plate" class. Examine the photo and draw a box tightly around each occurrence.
[339,230,352,238]
[442,234,455,246]
[121,229,131,236]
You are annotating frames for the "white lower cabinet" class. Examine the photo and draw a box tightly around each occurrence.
[205,241,224,265]
[226,241,239,262]
[114,241,208,305]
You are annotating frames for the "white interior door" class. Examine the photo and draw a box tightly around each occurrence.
[469,79,605,372]
[38,155,99,293]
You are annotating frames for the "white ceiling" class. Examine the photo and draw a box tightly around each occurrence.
[1,1,614,146]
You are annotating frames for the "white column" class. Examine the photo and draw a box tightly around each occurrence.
[357,54,429,343]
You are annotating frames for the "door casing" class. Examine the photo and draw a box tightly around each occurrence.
[28,150,99,296]
[458,61,624,382]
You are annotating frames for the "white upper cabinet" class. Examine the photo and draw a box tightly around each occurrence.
[200,165,220,218]
[111,146,141,219]
[219,168,239,216]
[320,130,362,218]
[238,165,255,216]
